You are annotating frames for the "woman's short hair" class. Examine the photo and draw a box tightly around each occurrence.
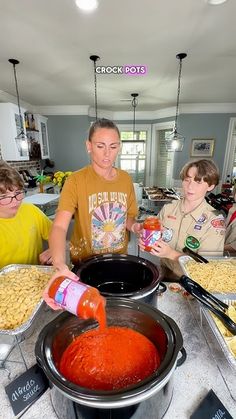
[0,161,24,193]
[180,159,219,186]
[88,118,120,141]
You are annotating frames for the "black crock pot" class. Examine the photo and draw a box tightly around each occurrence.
[35,298,185,418]
[73,254,166,305]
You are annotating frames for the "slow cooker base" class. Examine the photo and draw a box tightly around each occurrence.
[50,376,174,419]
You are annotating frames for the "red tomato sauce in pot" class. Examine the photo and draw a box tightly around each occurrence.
[59,326,160,390]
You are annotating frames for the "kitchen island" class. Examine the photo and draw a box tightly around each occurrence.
[0,289,235,419]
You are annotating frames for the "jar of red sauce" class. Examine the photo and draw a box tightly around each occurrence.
[142,216,161,252]
[47,276,106,328]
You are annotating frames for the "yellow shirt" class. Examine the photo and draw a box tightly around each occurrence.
[0,203,52,269]
[158,199,225,279]
[58,165,138,260]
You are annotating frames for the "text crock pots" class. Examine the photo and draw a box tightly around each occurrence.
[35,298,185,418]
[74,253,166,305]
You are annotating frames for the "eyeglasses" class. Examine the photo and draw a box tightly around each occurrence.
[0,190,26,206]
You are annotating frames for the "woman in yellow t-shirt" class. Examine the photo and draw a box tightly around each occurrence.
[48,118,141,283]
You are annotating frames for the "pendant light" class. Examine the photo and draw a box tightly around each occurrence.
[131,93,139,140]
[165,53,187,152]
[90,55,100,120]
[8,58,28,153]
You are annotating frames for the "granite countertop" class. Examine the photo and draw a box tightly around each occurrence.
[0,289,236,419]
[23,193,60,205]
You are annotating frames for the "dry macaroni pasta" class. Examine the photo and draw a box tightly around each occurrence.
[212,305,236,358]
[0,267,52,330]
[185,260,236,292]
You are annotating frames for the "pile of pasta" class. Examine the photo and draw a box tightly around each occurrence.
[0,266,52,330]
[212,305,236,358]
[185,260,236,292]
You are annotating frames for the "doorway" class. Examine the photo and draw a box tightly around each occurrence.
[222,117,236,183]
[149,122,175,187]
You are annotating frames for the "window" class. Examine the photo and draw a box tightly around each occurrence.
[117,130,147,183]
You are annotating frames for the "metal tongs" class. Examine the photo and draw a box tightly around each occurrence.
[179,275,236,335]
[182,247,209,264]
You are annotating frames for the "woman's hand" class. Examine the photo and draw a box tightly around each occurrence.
[130,221,143,235]
[138,236,146,252]
[39,248,53,265]
[43,267,79,311]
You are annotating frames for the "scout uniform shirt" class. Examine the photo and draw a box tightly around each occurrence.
[225,203,236,251]
[158,198,225,280]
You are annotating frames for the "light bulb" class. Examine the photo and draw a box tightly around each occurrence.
[75,0,98,12]
[207,0,228,4]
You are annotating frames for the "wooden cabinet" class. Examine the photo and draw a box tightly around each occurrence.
[0,103,29,161]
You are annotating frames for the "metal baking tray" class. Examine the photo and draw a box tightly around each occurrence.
[200,294,236,369]
[0,264,53,338]
[179,255,236,289]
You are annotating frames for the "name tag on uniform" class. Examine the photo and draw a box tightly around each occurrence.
[167,215,176,220]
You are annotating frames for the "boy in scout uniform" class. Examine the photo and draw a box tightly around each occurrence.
[140,159,225,280]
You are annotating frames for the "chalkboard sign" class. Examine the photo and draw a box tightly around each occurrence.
[191,389,233,419]
[5,364,49,416]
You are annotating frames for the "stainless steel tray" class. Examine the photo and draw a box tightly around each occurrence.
[200,294,236,369]
[179,255,236,291]
[0,264,53,337]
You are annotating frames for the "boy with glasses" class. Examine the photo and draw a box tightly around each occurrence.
[0,161,52,268]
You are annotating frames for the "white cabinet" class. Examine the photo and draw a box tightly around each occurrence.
[26,113,50,159]
[36,114,50,159]
[0,103,29,161]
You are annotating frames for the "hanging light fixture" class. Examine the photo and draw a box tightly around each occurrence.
[8,58,28,153]
[131,93,139,140]
[165,53,187,152]
[90,55,100,120]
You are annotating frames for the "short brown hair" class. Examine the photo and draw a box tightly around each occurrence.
[88,118,120,141]
[0,161,24,194]
[180,159,219,186]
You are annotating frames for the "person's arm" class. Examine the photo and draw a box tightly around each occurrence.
[49,210,73,271]
[126,217,143,234]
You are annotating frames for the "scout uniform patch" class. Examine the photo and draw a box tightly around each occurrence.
[197,213,208,224]
[185,235,200,250]
[162,228,173,243]
[194,225,202,230]
[211,218,225,229]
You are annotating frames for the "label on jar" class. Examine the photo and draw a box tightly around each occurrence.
[54,278,87,315]
[142,228,161,249]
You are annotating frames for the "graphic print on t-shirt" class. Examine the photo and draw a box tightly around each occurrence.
[90,192,127,253]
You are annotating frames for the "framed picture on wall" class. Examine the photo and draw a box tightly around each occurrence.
[190,138,215,157]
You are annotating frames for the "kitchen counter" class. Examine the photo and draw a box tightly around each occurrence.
[1,289,235,419]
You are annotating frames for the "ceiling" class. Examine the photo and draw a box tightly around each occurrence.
[0,0,236,112]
